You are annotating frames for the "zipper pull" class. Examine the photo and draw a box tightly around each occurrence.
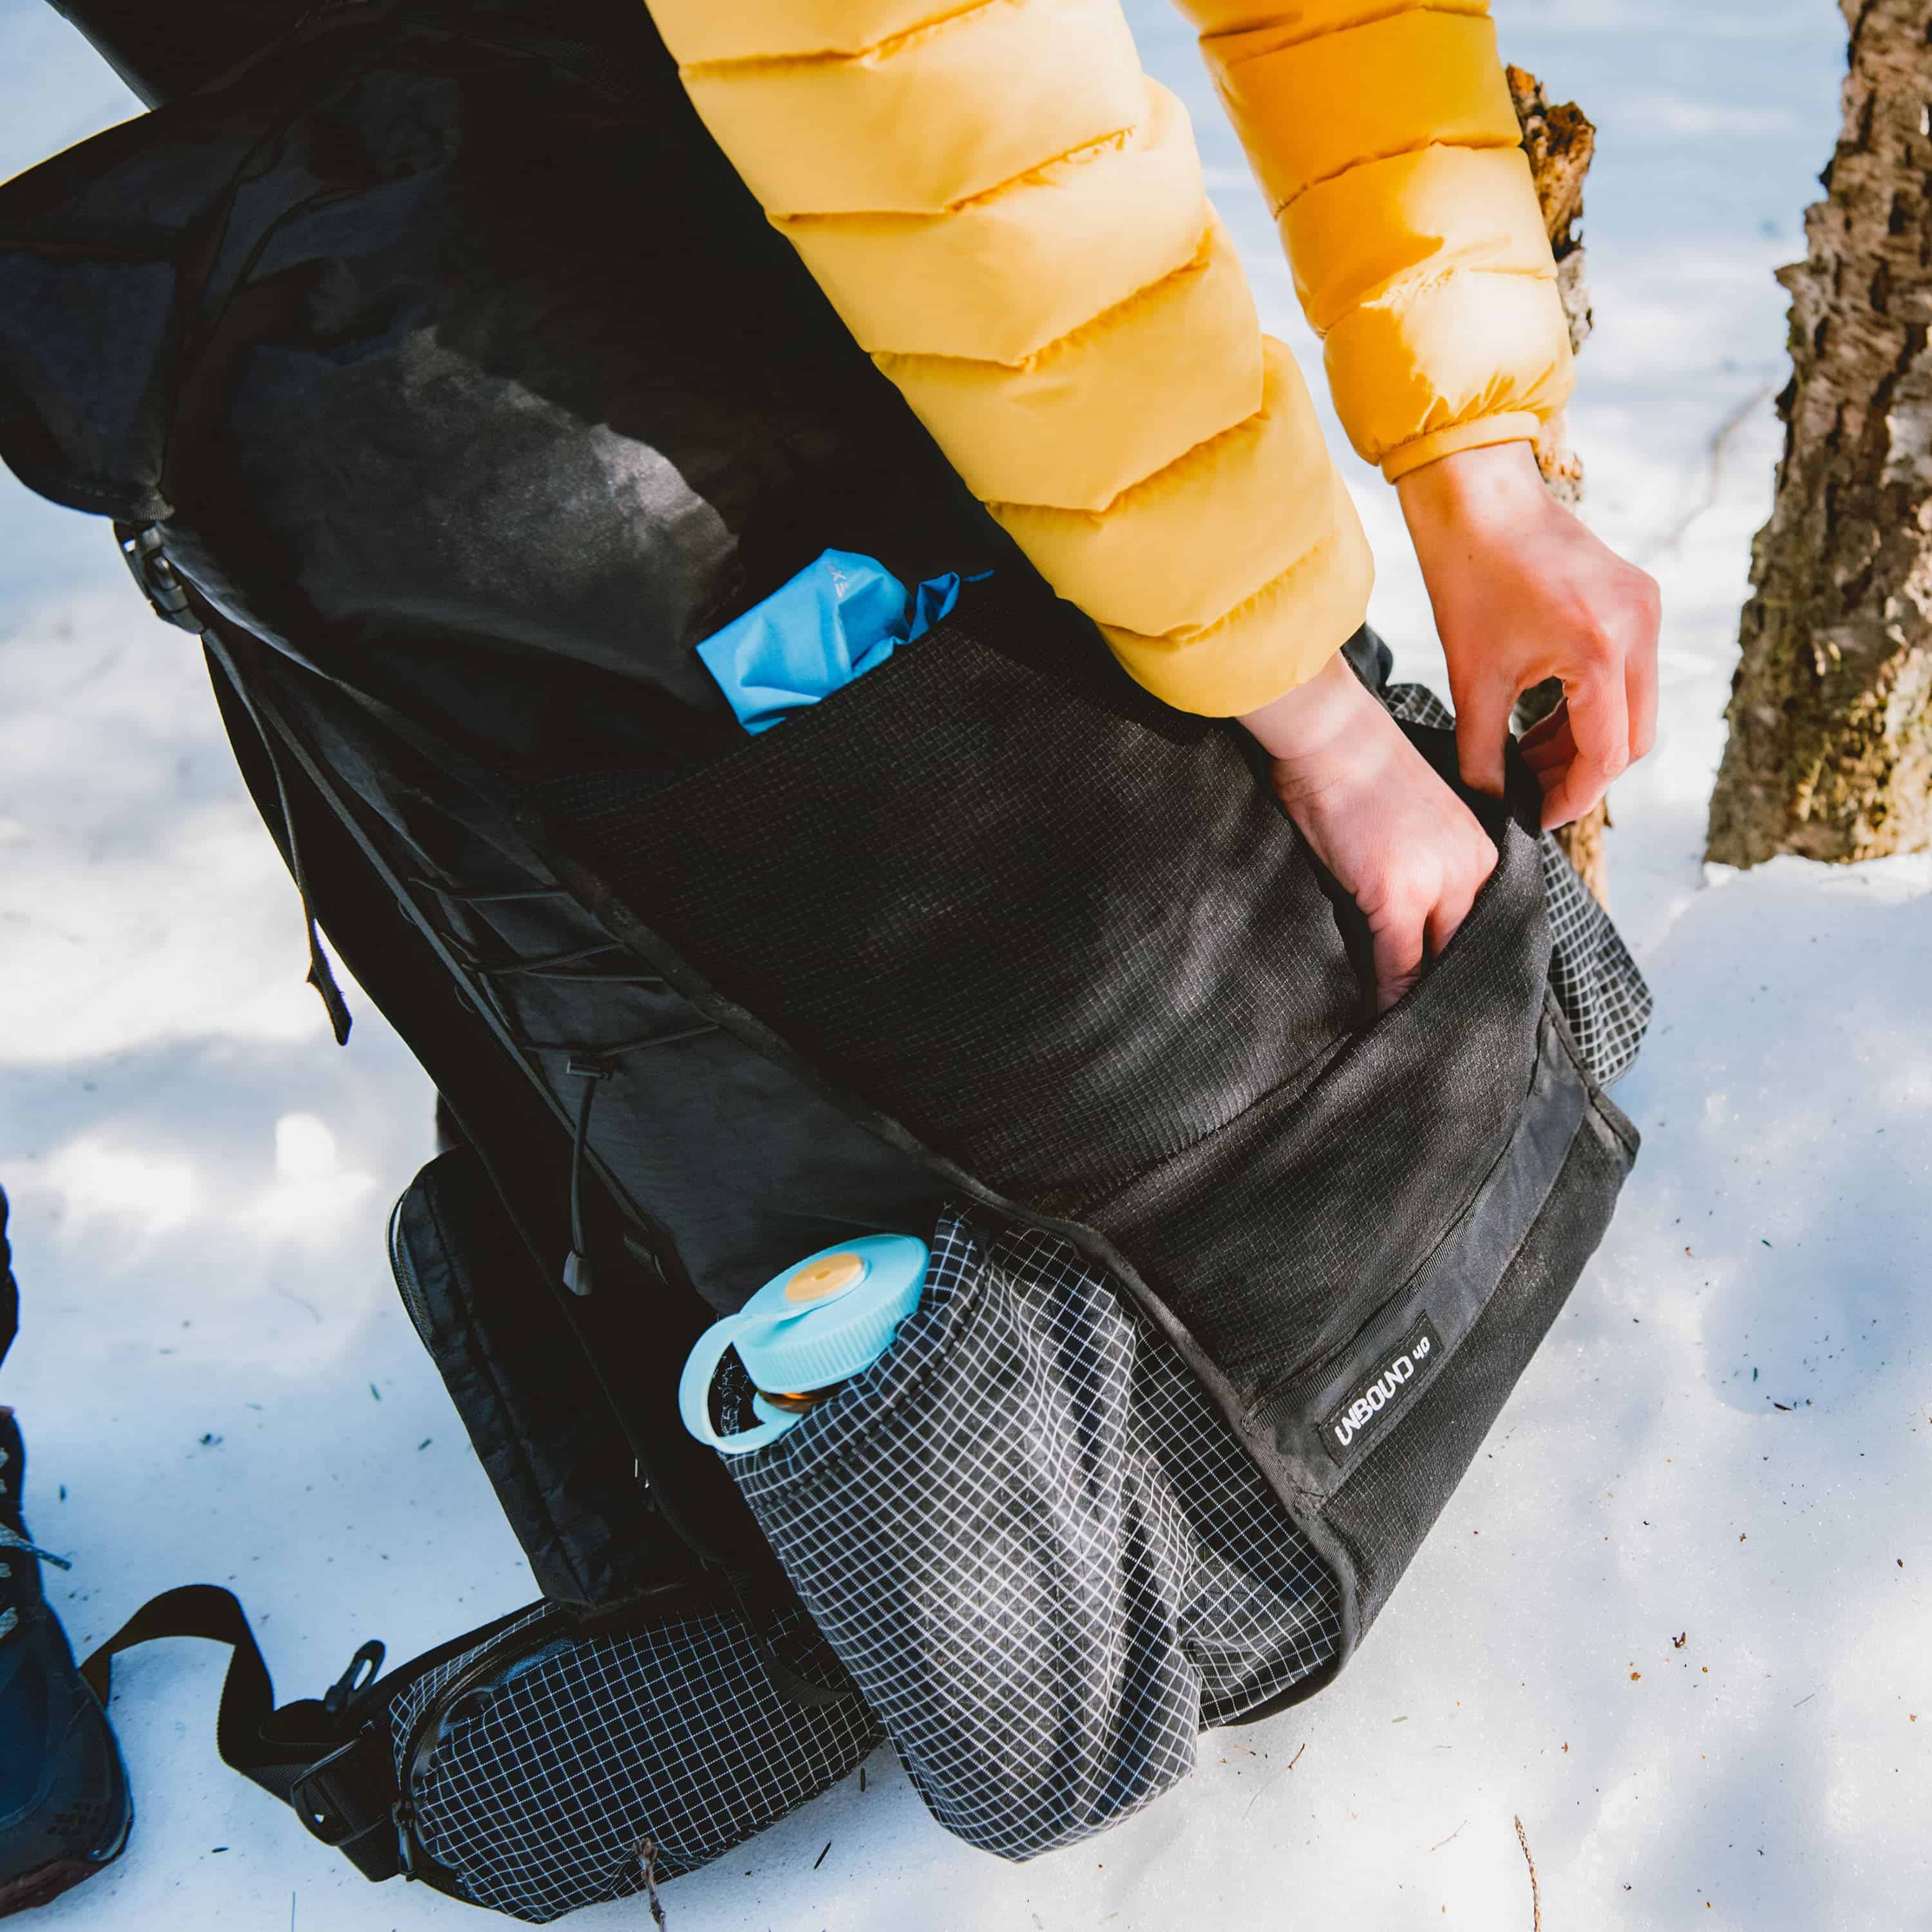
[392,1797,417,1879]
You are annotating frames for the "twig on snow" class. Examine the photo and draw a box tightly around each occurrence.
[1641,380,1778,562]
[1514,1815,1542,1932]
[638,1839,668,1929]
[278,1286,323,1325]
[1430,1819,1469,1853]
[1241,1741,1306,1819]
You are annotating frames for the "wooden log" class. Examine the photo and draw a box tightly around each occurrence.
[1508,65,1609,905]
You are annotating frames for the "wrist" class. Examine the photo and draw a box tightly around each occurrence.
[1396,438,1548,541]
[1236,649,1374,766]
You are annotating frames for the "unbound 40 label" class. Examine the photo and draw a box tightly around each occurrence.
[1322,1314,1443,1467]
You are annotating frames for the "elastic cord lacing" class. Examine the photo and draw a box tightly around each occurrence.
[240,676,713,1291]
[408,875,718,1298]
[247,699,354,1046]
[113,524,714,1304]
[115,523,353,1045]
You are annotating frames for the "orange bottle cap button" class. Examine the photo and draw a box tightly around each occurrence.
[784,1251,866,1302]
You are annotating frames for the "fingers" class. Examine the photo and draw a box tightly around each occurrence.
[1519,700,1574,773]
[1539,564,1658,824]
[1370,900,1427,1015]
[1258,681,1504,1016]
[1371,834,1497,1014]
[1452,672,1517,801]
[1539,668,1630,829]
[1625,578,1661,766]
[1423,849,1491,962]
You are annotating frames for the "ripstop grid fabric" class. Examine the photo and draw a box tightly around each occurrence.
[390,1604,878,1922]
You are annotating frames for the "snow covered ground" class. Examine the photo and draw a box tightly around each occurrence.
[4,2,1927,1927]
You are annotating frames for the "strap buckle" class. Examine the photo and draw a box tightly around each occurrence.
[114,522,205,634]
[323,1638,387,1719]
[289,1729,402,1881]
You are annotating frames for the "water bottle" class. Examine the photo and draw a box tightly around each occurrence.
[677,1234,929,1454]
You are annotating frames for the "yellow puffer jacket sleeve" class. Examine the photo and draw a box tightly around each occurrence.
[643,0,1374,717]
[1171,0,1572,480]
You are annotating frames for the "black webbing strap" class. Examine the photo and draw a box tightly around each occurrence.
[719,1567,865,1713]
[80,1586,402,1882]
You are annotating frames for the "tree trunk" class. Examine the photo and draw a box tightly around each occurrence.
[1705,0,1932,868]
[1509,66,1610,905]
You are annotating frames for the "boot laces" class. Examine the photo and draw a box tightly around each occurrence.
[0,1450,73,1642]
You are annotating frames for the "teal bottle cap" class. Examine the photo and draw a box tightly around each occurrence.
[678,1234,929,1454]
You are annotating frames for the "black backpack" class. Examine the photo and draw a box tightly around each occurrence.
[2,3,1644,1916]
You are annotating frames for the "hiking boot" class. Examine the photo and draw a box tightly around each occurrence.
[0,1410,131,1915]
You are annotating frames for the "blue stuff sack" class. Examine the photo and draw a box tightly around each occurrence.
[697,549,963,734]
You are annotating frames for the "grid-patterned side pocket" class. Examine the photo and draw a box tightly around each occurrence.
[728,1211,1343,1862]
[393,1605,879,1923]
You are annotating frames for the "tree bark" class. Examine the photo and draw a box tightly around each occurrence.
[1705,0,1932,868]
[1509,66,1610,905]
[1509,66,1594,509]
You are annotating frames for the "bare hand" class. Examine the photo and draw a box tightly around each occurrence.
[1241,654,1498,1014]
[1397,440,1660,829]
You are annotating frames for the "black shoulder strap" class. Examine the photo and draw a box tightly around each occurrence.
[80,1586,402,1883]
